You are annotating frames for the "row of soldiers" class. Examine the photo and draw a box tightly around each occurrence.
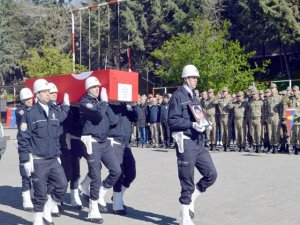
[199,83,300,155]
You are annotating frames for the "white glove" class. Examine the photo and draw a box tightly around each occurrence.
[63,93,70,106]
[23,162,32,177]
[192,122,205,133]
[126,104,132,111]
[57,157,61,164]
[100,87,108,102]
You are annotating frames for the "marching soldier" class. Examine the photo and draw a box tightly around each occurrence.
[229,91,248,152]
[18,79,69,225]
[248,90,264,153]
[266,83,282,154]
[168,65,217,225]
[16,88,34,212]
[80,76,121,223]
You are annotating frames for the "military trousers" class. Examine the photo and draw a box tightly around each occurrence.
[112,144,136,192]
[88,140,122,201]
[176,139,217,205]
[220,115,231,146]
[19,164,32,192]
[267,116,281,146]
[32,158,68,212]
[234,118,246,147]
[250,117,262,146]
[206,115,216,145]
[291,124,300,147]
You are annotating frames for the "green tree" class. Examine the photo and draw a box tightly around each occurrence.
[20,45,87,78]
[151,20,269,92]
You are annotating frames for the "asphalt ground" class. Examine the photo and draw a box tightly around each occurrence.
[0,128,300,225]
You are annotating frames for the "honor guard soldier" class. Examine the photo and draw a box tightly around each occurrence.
[169,65,217,225]
[16,88,34,211]
[266,83,282,153]
[18,79,69,225]
[47,82,78,213]
[229,91,248,152]
[248,90,264,153]
[108,103,137,215]
[80,76,121,223]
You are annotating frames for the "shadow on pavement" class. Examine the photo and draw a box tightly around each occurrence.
[0,210,31,225]
[124,206,178,225]
[0,185,23,210]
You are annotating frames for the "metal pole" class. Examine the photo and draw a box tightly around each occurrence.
[117,1,120,69]
[88,9,91,70]
[71,11,75,72]
[79,11,82,65]
[98,6,101,69]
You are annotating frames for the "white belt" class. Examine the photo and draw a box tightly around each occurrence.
[108,137,122,146]
[70,135,81,140]
[32,155,46,160]
[172,132,190,153]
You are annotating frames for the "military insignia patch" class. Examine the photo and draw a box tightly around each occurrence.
[20,123,28,131]
[86,103,93,109]
[19,110,24,116]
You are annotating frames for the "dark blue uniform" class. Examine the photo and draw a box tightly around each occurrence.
[168,86,217,205]
[18,102,69,212]
[108,103,137,192]
[80,94,121,201]
[69,106,89,190]
[16,104,32,192]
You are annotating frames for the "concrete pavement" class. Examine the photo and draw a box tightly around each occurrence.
[0,128,299,225]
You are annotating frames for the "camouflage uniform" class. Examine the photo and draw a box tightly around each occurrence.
[288,86,300,155]
[248,90,264,153]
[266,83,282,153]
[229,91,248,151]
[205,89,218,151]
[216,87,232,151]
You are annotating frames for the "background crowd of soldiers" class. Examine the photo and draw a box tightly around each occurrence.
[133,82,300,155]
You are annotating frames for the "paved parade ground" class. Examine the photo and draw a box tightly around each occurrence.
[0,128,300,225]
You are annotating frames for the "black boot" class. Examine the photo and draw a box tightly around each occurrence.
[295,148,299,155]
[223,145,227,152]
[240,146,245,152]
[257,145,261,153]
[273,146,278,154]
[212,144,216,151]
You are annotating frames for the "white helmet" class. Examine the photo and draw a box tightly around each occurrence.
[20,88,33,101]
[48,82,58,93]
[181,65,199,78]
[33,78,50,94]
[85,76,100,90]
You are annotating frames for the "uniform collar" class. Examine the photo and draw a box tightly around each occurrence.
[180,85,195,100]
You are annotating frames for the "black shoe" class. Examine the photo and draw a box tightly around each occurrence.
[98,204,109,213]
[89,218,104,224]
[113,208,127,215]
[43,218,54,225]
